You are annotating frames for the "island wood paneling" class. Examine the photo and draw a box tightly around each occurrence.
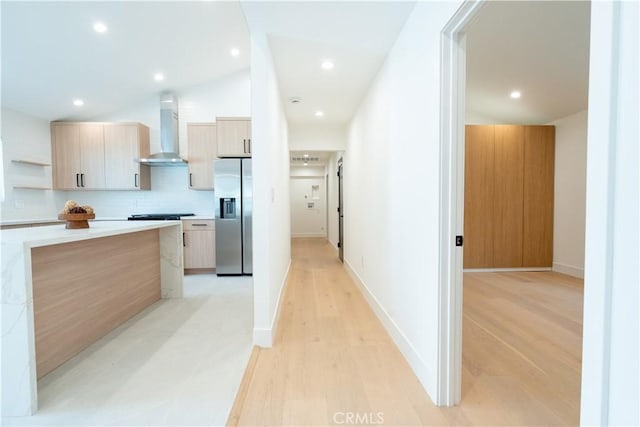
[464,125,495,268]
[493,125,524,267]
[31,230,161,378]
[523,126,556,266]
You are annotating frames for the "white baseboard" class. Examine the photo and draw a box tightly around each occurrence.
[329,240,338,252]
[291,233,327,238]
[253,259,291,348]
[552,262,584,278]
[463,267,552,273]
[343,260,436,400]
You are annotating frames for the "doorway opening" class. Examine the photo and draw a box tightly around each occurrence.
[337,157,344,263]
[437,2,589,422]
[288,151,343,258]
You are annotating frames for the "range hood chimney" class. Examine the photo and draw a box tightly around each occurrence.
[137,93,187,166]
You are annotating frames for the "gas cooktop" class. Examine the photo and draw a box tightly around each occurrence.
[127,213,195,221]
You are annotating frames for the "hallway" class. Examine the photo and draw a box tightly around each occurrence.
[228,238,583,426]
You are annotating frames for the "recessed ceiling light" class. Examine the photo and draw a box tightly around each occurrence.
[73,99,84,106]
[303,154,309,158]
[303,162,308,166]
[315,111,324,117]
[154,73,165,82]
[510,90,522,99]
[93,22,107,33]
[230,48,240,57]
[321,60,334,70]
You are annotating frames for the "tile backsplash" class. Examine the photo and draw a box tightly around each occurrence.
[76,167,214,218]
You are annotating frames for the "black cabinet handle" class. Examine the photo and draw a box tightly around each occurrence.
[243,139,247,153]
[192,223,208,227]
[189,173,193,187]
[81,173,85,187]
[134,173,139,188]
[248,138,251,153]
[183,232,186,247]
[76,173,80,187]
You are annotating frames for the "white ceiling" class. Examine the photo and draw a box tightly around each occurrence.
[1,1,250,121]
[241,1,416,128]
[2,1,589,133]
[465,1,590,124]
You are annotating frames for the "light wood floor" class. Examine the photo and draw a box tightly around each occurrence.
[228,238,583,426]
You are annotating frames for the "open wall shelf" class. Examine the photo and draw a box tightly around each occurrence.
[13,186,53,190]
[11,159,51,167]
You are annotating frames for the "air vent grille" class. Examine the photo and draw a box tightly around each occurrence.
[291,157,320,162]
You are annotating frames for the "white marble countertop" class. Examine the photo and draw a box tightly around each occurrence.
[0,220,181,247]
[1,216,215,226]
[1,217,128,225]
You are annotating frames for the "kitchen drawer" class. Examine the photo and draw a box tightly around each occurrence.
[183,219,214,231]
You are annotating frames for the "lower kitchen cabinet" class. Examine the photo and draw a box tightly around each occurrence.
[183,220,215,270]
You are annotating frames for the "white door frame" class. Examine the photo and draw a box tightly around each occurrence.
[439,1,635,421]
[437,0,484,406]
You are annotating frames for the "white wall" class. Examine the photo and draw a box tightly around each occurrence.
[289,124,347,151]
[550,110,587,278]
[73,70,250,217]
[290,166,325,177]
[343,1,463,401]
[581,1,639,425]
[290,177,326,238]
[1,108,65,220]
[465,109,502,124]
[250,32,291,347]
[326,152,342,249]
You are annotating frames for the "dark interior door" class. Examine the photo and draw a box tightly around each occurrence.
[338,160,344,263]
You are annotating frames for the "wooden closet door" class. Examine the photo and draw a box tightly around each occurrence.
[464,125,495,268]
[523,126,555,267]
[493,125,524,267]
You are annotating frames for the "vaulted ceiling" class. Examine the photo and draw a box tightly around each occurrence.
[2,1,590,132]
[1,1,250,121]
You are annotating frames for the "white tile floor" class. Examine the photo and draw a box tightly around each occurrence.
[4,274,254,427]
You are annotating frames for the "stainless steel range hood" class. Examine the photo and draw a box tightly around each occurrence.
[137,93,187,166]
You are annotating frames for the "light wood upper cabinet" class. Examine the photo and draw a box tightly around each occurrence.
[52,123,105,189]
[104,124,151,190]
[216,117,251,158]
[52,124,82,189]
[183,220,215,270]
[52,122,150,190]
[187,123,217,190]
[78,124,106,189]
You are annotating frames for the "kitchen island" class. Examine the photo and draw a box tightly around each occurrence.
[1,221,183,416]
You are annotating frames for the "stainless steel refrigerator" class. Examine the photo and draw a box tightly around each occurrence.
[214,159,252,275]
